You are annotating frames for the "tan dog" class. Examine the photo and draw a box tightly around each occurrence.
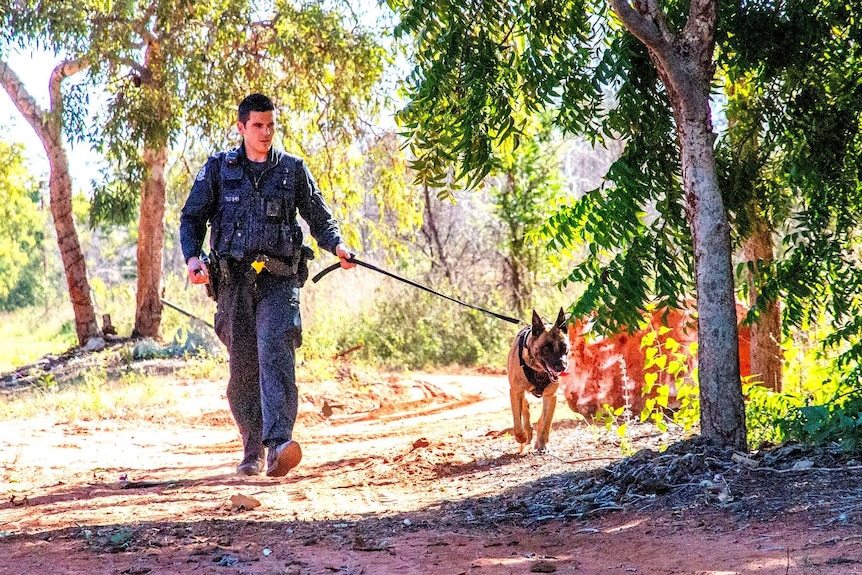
[507,309,570,453]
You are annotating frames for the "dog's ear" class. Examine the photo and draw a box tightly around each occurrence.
[555,308,567,330]
[531,310,545,335]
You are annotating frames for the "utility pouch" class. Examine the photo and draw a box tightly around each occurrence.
[265,197,283,219]
[296,245,315,286]
[201,252,220,301]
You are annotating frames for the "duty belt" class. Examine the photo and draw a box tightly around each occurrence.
[249,254,296,277]
[251,254,299,277]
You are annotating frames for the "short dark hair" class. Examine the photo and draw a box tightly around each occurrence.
[238,93,274,124]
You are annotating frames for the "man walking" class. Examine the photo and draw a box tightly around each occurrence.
[180,93,355,477]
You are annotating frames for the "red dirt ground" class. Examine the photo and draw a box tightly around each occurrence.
[2,363,862,574]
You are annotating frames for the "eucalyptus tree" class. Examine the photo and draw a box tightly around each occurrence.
[2,0,390,340]
[0,2,100,346]
[388,0,748,447]
[84,0,389,338]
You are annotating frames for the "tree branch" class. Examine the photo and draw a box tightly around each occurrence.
[133,1,160,45]
[608,0,673,51]
[49,58,89,115]
[0,59,50,142]
[683,0,717,46]
[681,0,718,77]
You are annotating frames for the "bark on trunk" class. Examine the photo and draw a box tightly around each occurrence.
[609,0,747,449]
[677,101,747,449]
[0,59,99,346]
[132,145,167,339]
[743,221,782,391]
[131,38,169,339]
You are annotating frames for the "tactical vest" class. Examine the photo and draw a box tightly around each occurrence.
[211,149,302,262]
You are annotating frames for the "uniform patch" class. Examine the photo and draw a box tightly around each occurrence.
[224,195,241,203]
[195,165,206,181]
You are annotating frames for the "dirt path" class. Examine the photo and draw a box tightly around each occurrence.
[2,369,862,574]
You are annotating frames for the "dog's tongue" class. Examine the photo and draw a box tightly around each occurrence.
[559,371,569,377]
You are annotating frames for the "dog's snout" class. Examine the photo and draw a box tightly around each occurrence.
[553,355,569,372]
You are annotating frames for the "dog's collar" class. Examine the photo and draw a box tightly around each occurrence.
[518,327,556,398]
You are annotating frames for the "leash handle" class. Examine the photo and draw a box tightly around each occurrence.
[312,258,522,325]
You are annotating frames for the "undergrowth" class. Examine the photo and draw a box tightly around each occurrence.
[7,286,862,453]
[0,337,227,422]
[0,306,77,373]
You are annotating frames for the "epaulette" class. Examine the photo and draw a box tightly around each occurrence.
[225,149,240,166]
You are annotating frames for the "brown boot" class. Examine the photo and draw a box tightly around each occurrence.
[265,441,302,477]
[236,454,264,476]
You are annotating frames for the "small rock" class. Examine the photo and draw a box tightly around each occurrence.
[83,337,106,352]
[531,560,557,573]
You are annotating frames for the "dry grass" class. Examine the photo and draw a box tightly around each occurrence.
[0,353,229,423]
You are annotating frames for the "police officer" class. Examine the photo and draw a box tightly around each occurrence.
[180,93,355,477]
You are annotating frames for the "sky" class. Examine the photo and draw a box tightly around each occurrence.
[1,47,103,190]
[2,2,402,195]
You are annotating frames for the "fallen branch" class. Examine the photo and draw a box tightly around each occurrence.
[119,480,181,490]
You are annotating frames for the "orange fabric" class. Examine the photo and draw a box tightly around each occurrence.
[561,305,751,417]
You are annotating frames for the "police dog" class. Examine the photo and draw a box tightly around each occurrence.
[507,309,570,453]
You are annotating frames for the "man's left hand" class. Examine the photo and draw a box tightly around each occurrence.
[335,243,356,269]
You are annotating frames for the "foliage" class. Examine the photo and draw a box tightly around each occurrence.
[0,306,77,373]
[490,117,568,318]
[0,140,53,311]
[334,283,511,370]
[594,318,700,450]
[745,373,862,452]
[387,0,698,334]
[744,320,861,448]
[389,0,602,191]
[720,0,862,443]
[716,0,862,374]
[388,0,862,349]
[638,326,700,434]
[776,395,862,452]
[81,0,397,234]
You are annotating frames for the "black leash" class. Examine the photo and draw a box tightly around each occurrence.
[161,298,214,329]
[312,258,522,325]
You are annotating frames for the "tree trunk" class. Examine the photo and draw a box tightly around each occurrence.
[677,99,747,450]
[421,183,455,284]
[131,39,169,340]
[610,0,747,449]
[725,80,782,393]
[0,59,99,346]
[743,220,782,391]
[132,145,167,339]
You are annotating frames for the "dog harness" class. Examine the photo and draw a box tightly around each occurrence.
[517,327,556,398]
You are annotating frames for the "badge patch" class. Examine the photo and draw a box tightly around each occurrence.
[224,195,241,203]
[195,165,206,181]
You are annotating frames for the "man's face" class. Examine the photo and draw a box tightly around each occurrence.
[237,110,275,160]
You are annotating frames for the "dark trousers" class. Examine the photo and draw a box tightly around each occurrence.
[214,264,302,460]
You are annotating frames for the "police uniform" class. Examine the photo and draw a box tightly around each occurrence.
[180,143,344,470]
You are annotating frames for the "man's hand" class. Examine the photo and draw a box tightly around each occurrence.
[335,243,356,269]
[187,256,210,284]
